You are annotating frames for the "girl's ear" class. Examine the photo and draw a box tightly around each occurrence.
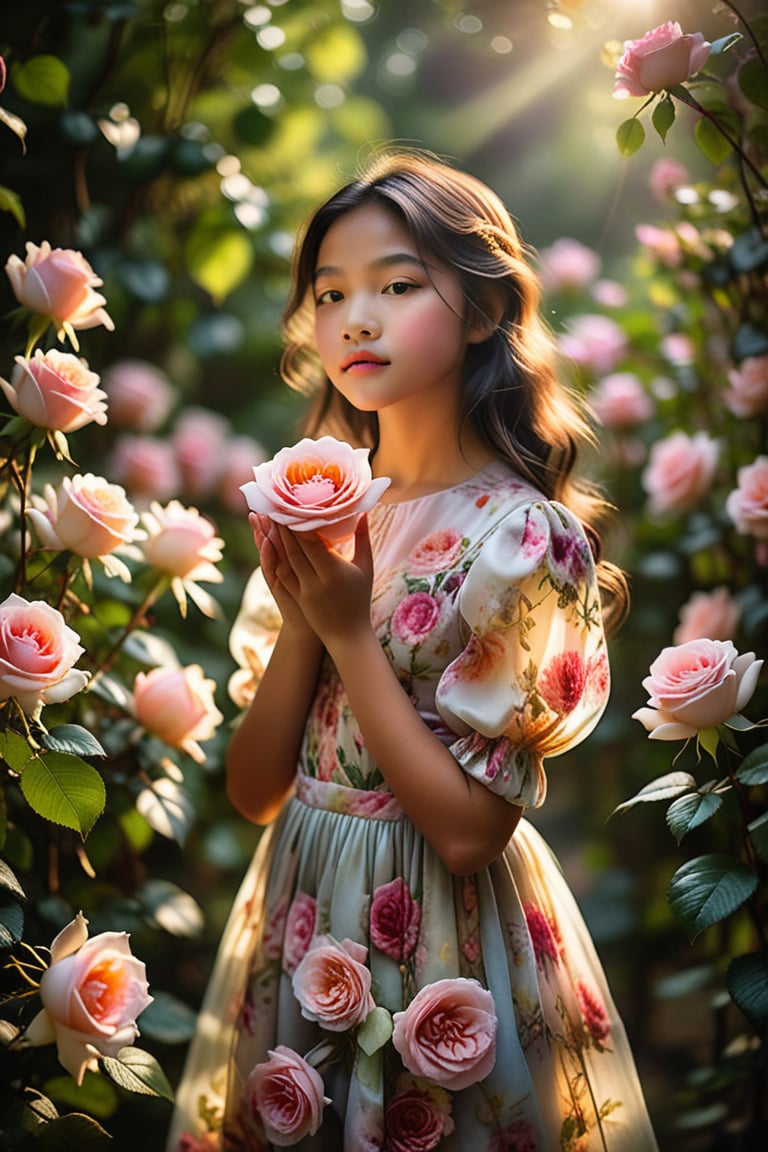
[466,287,505,344]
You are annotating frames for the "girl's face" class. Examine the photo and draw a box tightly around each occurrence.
[313,202,483,419]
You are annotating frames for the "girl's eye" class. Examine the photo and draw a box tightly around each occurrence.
[384,280,415,296]
[315,288,343,306]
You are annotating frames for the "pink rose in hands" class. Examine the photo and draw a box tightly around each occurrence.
[370,878,421,962]
[633,639,762,740]
[22,912,152,1085]
[673,587,741,645]
[291,935,375,1031]
[133,664,223,763]
[240,436,390,549]
[613,22,711,99]
[726,455,768,540]
[245,1046,329,1146]
[642,431,718,515]
[0,593,89,716]
[392,977,497,1090]
[0,350,108,433]
[5,241,114,335]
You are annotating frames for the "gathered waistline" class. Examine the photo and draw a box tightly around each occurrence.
[294,775,404,821]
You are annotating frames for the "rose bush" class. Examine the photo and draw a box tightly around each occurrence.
[613,21,711,99]
[240,435,390,549]
[291,935,375,1032]
[5,241,114,339]
[0,348,108,432]
[0,593,89,715]
[245,1045,329,1146]
[391,977,498,1090]
[21,912,152,1085]
[133,664,223,763]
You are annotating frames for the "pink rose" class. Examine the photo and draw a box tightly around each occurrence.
[649,157,690,201]
[590,372,654,429]
[370,878,421,962]
[385,1076,454,1152]
[537,651,587,715]
[538,237,601,293]
[22,912,152,1085]
[590,279,628,308]
[5,241,114,336]
[218,435,267,513]
[613,22,711,99]
[392,977,497,1090]
[575,978,611,1046]
[110,435,182,503]
[0,349,108,433]
[724,356,768,418]
[262,900,287,961]
[291,935,375,1032]
[245,1045,329,1146]
[140,500,224,580]
[391,593,442,646]
[558,314,627,375]
[633,639,763,740]
[171,407,230,500]
[726,455,768,539]
[102,359,175,431]
[282,893,317,976]
[642,431,719,515]
[673,587,741,645]
[0,593,89,716]
[133,664,223,763]
[241,435,390,549]
[27,473,144,564]
[406,528,465,575]
[635,223,684,268]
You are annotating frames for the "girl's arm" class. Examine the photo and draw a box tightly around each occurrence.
[226,519,324,825]
[272,519,522,875]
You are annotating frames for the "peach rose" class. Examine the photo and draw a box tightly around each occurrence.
[245,1046,329,1146]
[140,500,224,581]
[590,372,654,429]
[291,935,375,1032]
[0,349,108,433]
[0,593,89,715]
[240,435,390,549]
[392,977,497,1090]
[673,587,741,645]
[22,912,152,1085]
[27,473,144,564]
[5,241,114,335]
[133,664,223,763]
[724,356,768,418]
[642,431,719,515]
[726,455,768,539]
[633,639,763,740]
[102,359,175,431]
[406,528,465,575]
[613,21,711,99]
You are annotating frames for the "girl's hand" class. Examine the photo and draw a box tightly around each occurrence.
[250,513,313,635]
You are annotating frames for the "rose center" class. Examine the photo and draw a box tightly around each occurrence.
[80,958,128,1023]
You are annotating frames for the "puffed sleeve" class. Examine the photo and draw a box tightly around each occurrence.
[227,567,282,709]
[435,500,610,808]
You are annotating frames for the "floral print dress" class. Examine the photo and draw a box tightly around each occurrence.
[167,462,658,1152]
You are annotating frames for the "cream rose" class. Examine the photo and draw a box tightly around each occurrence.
[0,349,108,433]
[22,912,152,1085]
[726,455,768,539]
[5,241,114,335]
[0,593,89,715]
[392,977,497,1091]
[27,473,144,562]
[633,639,763,740]
[240,435,390,549]
[245,1046,329,1146]
[133,664,223,763]
[613,21,711,99]
[291,934,375,1032]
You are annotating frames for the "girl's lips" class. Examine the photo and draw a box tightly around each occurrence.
[340,351,390,372]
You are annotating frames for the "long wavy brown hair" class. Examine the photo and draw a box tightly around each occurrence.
[280,148,628,633]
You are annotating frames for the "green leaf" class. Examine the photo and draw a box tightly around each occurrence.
[357,1006,393,1056]
[0,857,26,899]
[135,778,194,845]
[36,1112,112,1149]
[737,744,768,785]
[43,1073,119,1119]
[696,727,720,763]
[19,752,106,838]
[727,953,768,1034]
[0,183,25,225]
[652,95,676,143]
[0,729,35,772]
[666,790,723,843]
[613,771,696,815]
[668,854,758,940]
[747,811,768,862]
[184,226,254,304]
[0,896,25,947]
[135,990,197,1044]
[100,1046,174,1101]
[41,726,106,759]
[738,56,768,111]
[616,118,645,158]
[139,879,204,937]
[11,56,70,108]
[694,116,733,165]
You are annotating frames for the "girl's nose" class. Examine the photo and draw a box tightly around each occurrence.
[342,304,381,342]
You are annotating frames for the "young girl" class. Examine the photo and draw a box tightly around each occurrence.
[168,149,658,1151]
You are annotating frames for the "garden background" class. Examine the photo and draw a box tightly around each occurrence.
[0,0,766,1149]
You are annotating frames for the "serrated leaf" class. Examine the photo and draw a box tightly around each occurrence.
[19,752,106,838]
[727,953,768,1033]
[357,1006,393,1056]
[36,1111,112,1149]
[694,116,733,166]
[11,55,70,108]
[0,858,25,898]
[738,56,768,111]
[652,95,675,143]
[736,744,768,785]
[0,895,25,946]
[41,725,106,759]
[616,117,645,158]
[100,1046,174,1101]
[668,854,757,940]
[134,990,197,1044]
[0,729,35,772]
[135,777,194,844]
[613,771,696,815]
[666,791,723,842]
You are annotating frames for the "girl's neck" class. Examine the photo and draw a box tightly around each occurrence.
[373,419,498,503]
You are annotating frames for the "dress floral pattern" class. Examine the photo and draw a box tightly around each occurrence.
[167,462,658,1152]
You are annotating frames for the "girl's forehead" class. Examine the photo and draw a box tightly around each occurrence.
[315,202,417,266]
